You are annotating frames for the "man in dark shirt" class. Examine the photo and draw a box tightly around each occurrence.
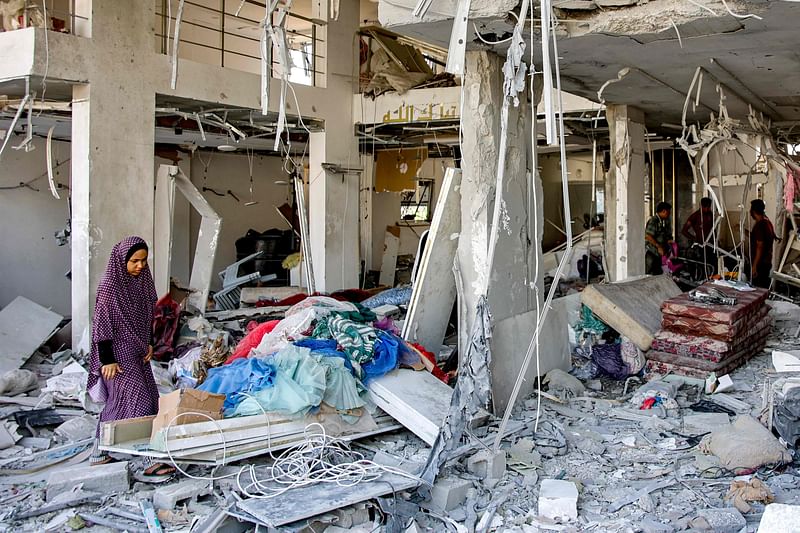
[748,199,776,288]
[682,197,714,245]
[645,202,674,275]
[682,197,717,277]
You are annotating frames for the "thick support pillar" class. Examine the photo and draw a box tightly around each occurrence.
[605,104,646,281]
[458,51,503,332]
[70,2,157,350]
[307,0,360,292]
[459,51,542,412]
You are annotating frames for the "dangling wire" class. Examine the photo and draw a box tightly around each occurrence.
[245,147,259,206]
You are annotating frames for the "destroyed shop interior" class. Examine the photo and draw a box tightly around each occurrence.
[5,1,800,532]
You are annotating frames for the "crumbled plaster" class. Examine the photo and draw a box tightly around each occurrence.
[554,0,765,37]
[380,0,519,27]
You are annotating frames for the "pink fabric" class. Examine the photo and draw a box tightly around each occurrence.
[88,236,159,436]
[661,283,768,325]
[227,320,281,364]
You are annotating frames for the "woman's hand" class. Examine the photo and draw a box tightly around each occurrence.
[101,363,121,380]
[144,345,154,363]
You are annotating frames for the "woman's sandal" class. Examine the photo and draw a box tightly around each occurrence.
[142,463,177,477]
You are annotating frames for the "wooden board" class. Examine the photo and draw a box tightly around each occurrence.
[0,297,63,374]
[581,276,682,351]
[367,368,455,446]
[402,168,461,353]
[379,227,401,287]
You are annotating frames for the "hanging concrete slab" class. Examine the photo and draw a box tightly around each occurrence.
[0,296,63,374]
[581,275,681,351]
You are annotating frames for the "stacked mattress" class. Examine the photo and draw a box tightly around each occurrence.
[646,283,771,378]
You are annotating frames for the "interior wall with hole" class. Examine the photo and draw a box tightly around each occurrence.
[369,155,453,273]
[186,151,299,292]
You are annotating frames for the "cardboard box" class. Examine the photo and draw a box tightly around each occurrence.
[150,388,225,440]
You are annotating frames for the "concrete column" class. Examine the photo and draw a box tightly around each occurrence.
[458,51,503,330]
[70,2,157,350]
[458,51,534,328]
[307,0,360,292]
[605,104,646,281]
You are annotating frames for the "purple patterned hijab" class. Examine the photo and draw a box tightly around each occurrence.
[87,236,158,401]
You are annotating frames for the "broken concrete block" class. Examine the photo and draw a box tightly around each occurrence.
[553,0,597,9]
[538,479,578,521]
[640,515,675,533]
[153,479,212,510]
[543,368,585,399]
[683,413,730,435]
[46,461,129,501]
[695,508,746,533]
[430,476,471,511]
[466,449,506,480]
[54,415,97,442]
[595,0,637,6]
[758,504,800,533]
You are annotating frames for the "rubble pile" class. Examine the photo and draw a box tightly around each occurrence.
[0,281,798,532]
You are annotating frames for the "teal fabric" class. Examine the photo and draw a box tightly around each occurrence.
[233,345,326,417]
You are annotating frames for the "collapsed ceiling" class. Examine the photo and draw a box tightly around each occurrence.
[378,0,800,141]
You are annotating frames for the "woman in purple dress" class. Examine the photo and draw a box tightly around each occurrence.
[87,237,170,473]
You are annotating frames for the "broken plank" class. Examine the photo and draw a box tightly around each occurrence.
[581,276,681,351]
[14,491,103,519]
[236,468,420,528]
[0,297,63,374]
[379,226,401,287]
[100,415,155,446]
[403,168,461,354]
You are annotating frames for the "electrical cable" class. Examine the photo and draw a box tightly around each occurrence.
[0,157,71,190]
[161,392,427,498]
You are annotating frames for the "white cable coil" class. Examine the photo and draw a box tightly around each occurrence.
[161,393,427,499]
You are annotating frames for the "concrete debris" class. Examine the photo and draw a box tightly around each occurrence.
[758,503,800,533]
[693,507,746,533]
[152,479,213,510]
[682,412,730,434]
[430,476,472,511]
[543,368,586,400]
[538,479,579,521]
[46,460,130,501]
[53,415,96,442]
[0,369,39,396]
[466,449,506,487]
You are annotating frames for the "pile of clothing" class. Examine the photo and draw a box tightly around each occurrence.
[194,296,424,420]
[646,282,771,378]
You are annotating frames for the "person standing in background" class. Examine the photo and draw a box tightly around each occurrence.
[748,199,776,288]
[645,202,674,275]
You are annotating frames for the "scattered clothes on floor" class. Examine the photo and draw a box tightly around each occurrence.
[590,343,630,380]
[228,320,280,364]
[314,315,378,364]
[197,357,277,411]
[152,294,181,361]
[361,286,413,309]
[233,345,326,417]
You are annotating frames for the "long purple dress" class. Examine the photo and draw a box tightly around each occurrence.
[88,236,160,437]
